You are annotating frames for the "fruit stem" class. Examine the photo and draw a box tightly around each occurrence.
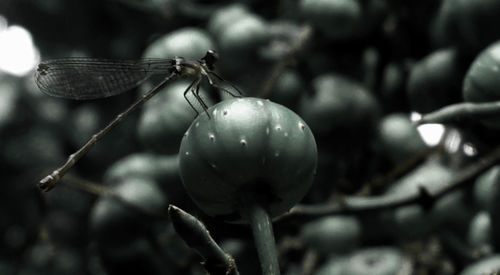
[239,194,280,275]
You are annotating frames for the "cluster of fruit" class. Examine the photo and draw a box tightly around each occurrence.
[3,0,500,274]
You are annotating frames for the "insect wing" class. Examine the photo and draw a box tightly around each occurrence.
[35,58,173,100]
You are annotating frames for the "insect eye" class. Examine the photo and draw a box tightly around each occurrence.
[207,50,218,61]
[202,50,218,70]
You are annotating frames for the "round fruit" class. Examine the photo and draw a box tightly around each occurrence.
[460,255,500,275]
[376,113,427,164]
[179,97,317,221]
[463,40,500,103]
[299,73,380,136]
[207,5,268,72]
[407,49,465,113]
[434,0,500,51]
[299,0,385,40]
[300,216,361,255]
[344,247,404,275]
[137,80,213,154]
[90,177,168,245]
[142,27,214,60]
[463,40,500,128]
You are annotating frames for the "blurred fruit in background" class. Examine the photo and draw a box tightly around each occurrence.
[1,0,500,273]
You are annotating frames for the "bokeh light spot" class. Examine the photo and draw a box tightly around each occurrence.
[0,18,39,76]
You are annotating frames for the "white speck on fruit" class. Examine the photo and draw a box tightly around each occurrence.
[211,163,217,169]
[240,139,247,146]
[266,127,270,135]
[195,122,199,127]
[184,131,189,137]
[212,108,218,116]
[298,122,305,131]
[284,132,288,137]
[257,100,264,106]
[185,151,189,155]
[275,151,280,157]
[209,134,215,142]
[275,125,281,131]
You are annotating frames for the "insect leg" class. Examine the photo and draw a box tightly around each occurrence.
[189,76,212,118]
[183,79,199,116]
[208,71,243,96]
[194,84,211,117]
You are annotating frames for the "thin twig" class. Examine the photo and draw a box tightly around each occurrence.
[258,25,312,98]
[416,101,500,125]
[280,145,500,220]
[367,145,443,190]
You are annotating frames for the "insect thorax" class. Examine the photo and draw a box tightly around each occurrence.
[173,57,202,77]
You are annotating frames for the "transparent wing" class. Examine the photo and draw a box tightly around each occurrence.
[35,58,174,100]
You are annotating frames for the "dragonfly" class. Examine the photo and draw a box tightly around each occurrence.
[35,50,242,192]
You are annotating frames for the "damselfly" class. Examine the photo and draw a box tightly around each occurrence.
[35,50,242,192]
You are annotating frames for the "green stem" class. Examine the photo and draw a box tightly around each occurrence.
[278,145,500,222]
[239,195,280,275]
[416,100,500,125]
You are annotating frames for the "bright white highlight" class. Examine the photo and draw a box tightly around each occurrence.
[411,112,445,147]
[0,23,39,76]
[417,123,445,146]
[463,143,478,156]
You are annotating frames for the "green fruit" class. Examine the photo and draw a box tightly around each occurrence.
[463,40,500,128]
[315,257,348,275]
[218,15,267,53]
[473,165,500,211]
[463,40,500,103]
[90,178,168,245]
[459,255,500,275]
[137,80,213,154]
[343,247,404,275]
[376,113,427,164]
[97,238,171,275]
[316,247,405,275]
[207,4,249,35]
[1,126,64,169]
[207,5,268,71]
[299,73,380,136]
[269,69,304,110]
[388,159,472,240]
[300,216,361,255]
[179,97,317,221]
[104,153,188,206]
[143,27,214,59]
[434,0,500,51]
[407,49,464,113]
[380,63,405,109]
[300,0,361,39]
[299,0,385,40]
[104,153,179,185]
[467,211,492,253]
